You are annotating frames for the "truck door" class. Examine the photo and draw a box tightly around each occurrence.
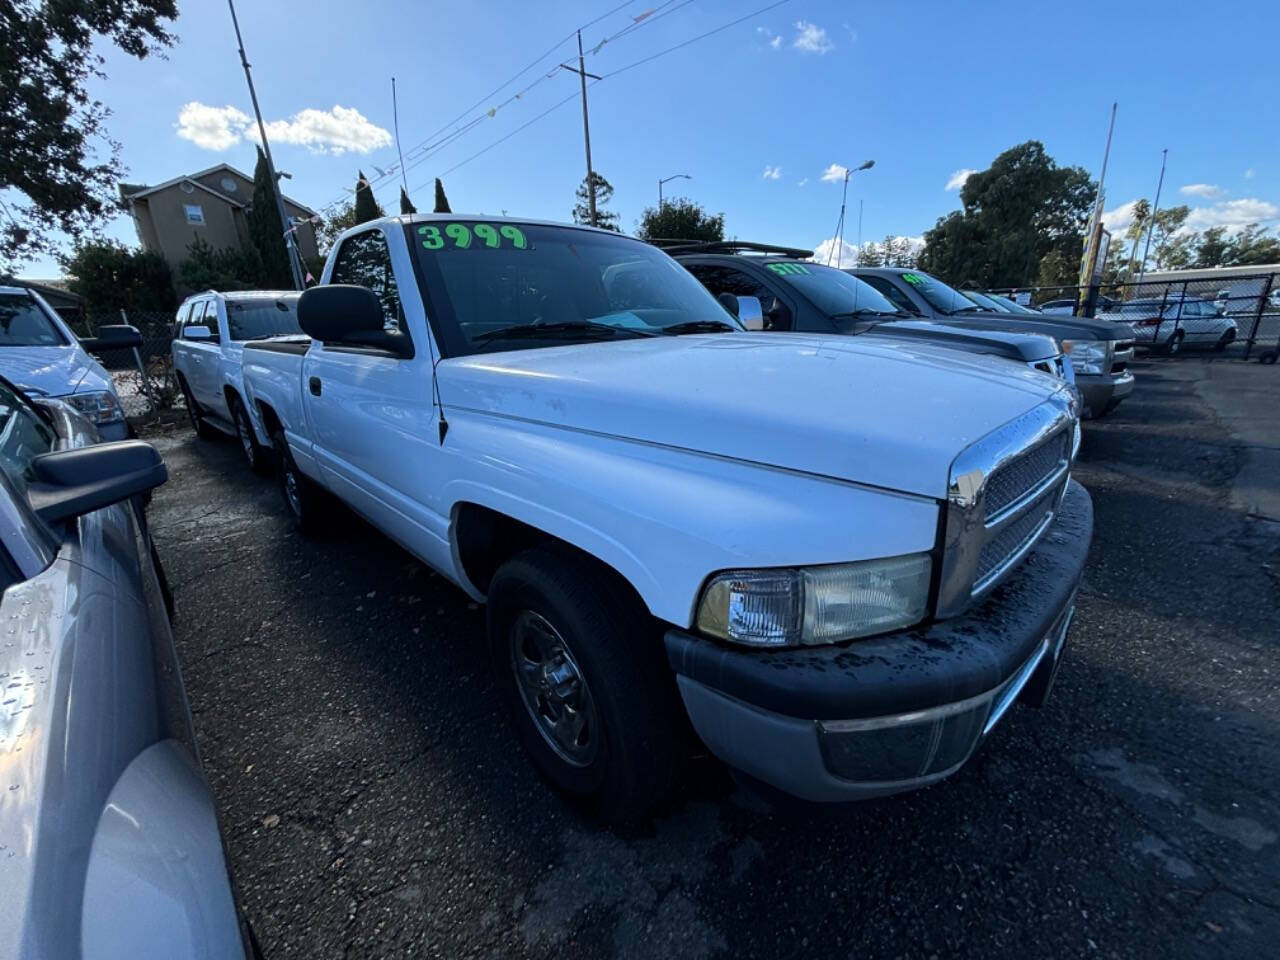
[303,227,448,566]
[181,299,222,411]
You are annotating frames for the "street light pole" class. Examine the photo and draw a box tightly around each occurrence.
[829,160,874,269]
[559,32,602,226]
[227,0,304,291]
[658,173,691,209]
[1137,148,1168,287]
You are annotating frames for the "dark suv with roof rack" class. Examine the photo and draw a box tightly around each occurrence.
[852,267,1136,418]
[664,242,1071,382]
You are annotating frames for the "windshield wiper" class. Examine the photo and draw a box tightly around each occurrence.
[660,320,738,335]
[830,309,907,319]
[472,321,656,343]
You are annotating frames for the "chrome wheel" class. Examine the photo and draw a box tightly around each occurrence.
[235,407,256,464]
[282,464,302,517]
[509,610,598,766]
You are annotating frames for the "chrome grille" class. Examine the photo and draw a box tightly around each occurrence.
[983,431,1068,520]
[1111,340,1134,375]
[973,482,1062,589]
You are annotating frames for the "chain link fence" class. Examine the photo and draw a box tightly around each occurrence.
[73,310,183,419]
[986,271,1280,363]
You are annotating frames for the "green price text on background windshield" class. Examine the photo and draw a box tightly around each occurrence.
[418,223,527,252]
[902,272,924,285]
[767,263,810,276]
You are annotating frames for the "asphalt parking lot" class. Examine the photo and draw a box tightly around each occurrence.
[145,357,1280,960]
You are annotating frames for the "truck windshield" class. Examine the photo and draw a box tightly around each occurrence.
[897,271,979,315]
[769,262,899,316]
[0,293,69,346]
[405,222,740,355]
[226,297,302,341]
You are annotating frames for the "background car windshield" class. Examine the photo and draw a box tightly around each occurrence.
[226,298,302,340]
[775,263,898,316]
[897,272,976,314]
[406,222,738,355]
[0,293,69,346]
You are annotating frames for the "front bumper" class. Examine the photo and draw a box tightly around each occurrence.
[1076,370,1134,417]
[97,420,130,442]
[665,479,1093,803]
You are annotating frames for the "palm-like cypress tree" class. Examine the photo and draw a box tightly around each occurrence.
[354,170,384,223]
[399,186,417,215]
[247,146,291,287]
[433,178,452,214]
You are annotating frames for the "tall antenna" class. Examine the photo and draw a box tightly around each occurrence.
[392,77,410,195]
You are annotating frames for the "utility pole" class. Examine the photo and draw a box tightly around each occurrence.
[828,160,874,268]
[1137,148,1168,287]
[560,31,601,225]
[227,0,304,290]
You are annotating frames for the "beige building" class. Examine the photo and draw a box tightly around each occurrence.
[119,163,320,274]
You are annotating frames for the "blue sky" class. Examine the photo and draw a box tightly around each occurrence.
[19,0,1279,277]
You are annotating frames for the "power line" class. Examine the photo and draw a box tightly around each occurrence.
[601,0,792,79]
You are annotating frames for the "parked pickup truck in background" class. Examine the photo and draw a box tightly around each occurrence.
[667,241,1072,381]
[853,267,1136,418]
[243,215,1092,820]
[172,289,301,472]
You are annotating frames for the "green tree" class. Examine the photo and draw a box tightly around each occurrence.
[1226,223,1280,265]
[1192,226,1231,268]
[857,240,884,267]
[636,198,724,242]
[1101,234,1131,286]
[177,236,262,296]
[65,240,176,315]
[317,202,359,253]
[354,171,384,224]
[918,141,1094,288]
[1149,206,1192,270]
[246,147,292,288]
[883,235,917,268]
[572,172,620,231]
[1124,198,1152,277]
[433,178,452,214]
[399,186,417,215]
[1036,248,1076,291]
[1,1,178,269]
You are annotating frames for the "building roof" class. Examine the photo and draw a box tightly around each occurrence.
[119,162,318,217]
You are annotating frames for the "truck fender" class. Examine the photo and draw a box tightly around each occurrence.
[81,740,246,960]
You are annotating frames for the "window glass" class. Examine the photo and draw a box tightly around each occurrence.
[863,276,919,314]
[0,380,56,496]
[224,297,302,340]
[0,293,70,346]
[184,301,208,338]
[184,204,205,225]
[771,263,898,316]
[893,271,977,314]
[332,230,403,329]
[406,222,736,356]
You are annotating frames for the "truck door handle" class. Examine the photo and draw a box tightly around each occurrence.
[309,376,322,396]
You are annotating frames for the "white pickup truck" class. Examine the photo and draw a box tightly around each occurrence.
[171,289,302,472]
[242,215,1092,819]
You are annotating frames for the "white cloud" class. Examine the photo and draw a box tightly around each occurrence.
[756,25,782,49]
[259,106,391,155]
[820,163,849,183]
[1102,198,1141,234]
[176,101,391,155]
[1179,183,1224,199]
[762,164,781,180]
[1184,198,1279,232]
[797,177,808,187]
[1245,168,1256,180]
[945,168,976,191]
[792,20,833,54]
[175,102,252,151]
[813,237,862,266]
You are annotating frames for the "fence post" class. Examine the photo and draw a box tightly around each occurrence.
[1154,286,1170,351]
[1243,273,1274,362]
[121,308,158,416]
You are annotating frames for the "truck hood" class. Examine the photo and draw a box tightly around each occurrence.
[437,333,1069,499]
[0,345,110,398]
[937,310,1134,343]
[866,319,1060,363]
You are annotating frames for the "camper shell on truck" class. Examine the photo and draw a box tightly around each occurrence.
[241,215,1092,819]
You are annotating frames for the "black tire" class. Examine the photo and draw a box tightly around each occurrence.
[270,427,323,534]
[486,543,686,821]
[1213,330,1236,353]
[178,375,217,440]
[1166,330,1185,356]
[230,396,271,475]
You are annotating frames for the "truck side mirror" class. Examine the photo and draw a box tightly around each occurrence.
[297,285,413,359]
[26,440,168,524]
[735,296,765,331]
[183,325,215,342]
[80,324,144,352]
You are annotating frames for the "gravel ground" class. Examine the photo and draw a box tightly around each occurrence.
[145,357,1279,959]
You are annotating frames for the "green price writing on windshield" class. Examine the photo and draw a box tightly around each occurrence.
[418,222,528,252]
[767,263,810,276]
[901,272,925,285]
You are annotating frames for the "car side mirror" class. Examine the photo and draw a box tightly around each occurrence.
[80,324,144,352]
[183,324,215,342]
[764,297,792,331]
[735,296,765,331]
[298,284,413,358]
[25,440,168,524]
[716,292,740,317]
